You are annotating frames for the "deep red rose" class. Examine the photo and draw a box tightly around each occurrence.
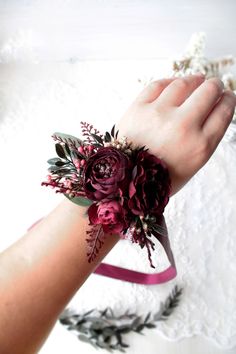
[84,147,130,201]
[128,150,171,216]
[88,201,127,233]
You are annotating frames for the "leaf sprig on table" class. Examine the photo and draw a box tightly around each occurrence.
[59,285,183,352]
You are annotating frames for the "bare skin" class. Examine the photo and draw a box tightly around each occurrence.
[0,74,235,354]
[117,74,236,195]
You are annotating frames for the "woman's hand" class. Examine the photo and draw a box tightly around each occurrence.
[116,74,236,195]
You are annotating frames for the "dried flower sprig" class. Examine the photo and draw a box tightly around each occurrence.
[59,285,183,352]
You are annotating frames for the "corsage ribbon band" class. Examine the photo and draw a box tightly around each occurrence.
[40,122,177,281]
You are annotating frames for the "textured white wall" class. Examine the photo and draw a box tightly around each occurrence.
[0,0,235,62]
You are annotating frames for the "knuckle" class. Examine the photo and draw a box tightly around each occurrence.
[225,90,236,107]
[149,80,163,89]
[173,78,188,91]
[221,103,234,120]
[205,78,224,96]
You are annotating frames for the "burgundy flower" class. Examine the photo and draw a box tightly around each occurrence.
[128,150,171,216]
[84,147,130,201]
[88,201,127,233]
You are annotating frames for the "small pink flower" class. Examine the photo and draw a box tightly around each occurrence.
[78,146,84,154]
[74,159,81,168]
[46,175,52,182]
[88,145,94,153]
[88,200,127,234]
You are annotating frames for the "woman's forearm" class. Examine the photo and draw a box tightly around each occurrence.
[0,198,119,354]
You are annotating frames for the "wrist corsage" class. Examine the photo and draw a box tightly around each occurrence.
[42,122,175,269]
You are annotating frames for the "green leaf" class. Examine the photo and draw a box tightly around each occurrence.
[78,334,92,343]
[47,157,62,165]
[145,323,156,329]
[136,324,145,332]
[104,132,111,142]
[59,317,74,325]
[48,166,71,174]
[103,327,115,337]
[144,312,151,323]
[53,132,82,147]
[55,160,67,166]
[111,124,115,138]
[91,133,104,145]
[131,316,142,328]
[93,143,103,148]
[117,326,130,334]
[64,194,93,207]
[64,143,71,156]
[56,143,66,158]
[83,309,96,317]
[48,165,64,172]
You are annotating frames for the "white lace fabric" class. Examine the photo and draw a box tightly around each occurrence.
[0,48,236,350]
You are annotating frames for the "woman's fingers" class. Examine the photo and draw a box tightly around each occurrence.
[180,78,225,127]
[153,74,205,107]
[135,78,177,104]
[202,90,236,148]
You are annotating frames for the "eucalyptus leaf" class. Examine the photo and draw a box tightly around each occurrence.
[84,309,96,317]
[56,143,66,158]
[53,132,82,147]
[117,326,130,334]
[144,312,151,323]
[105,131,111,142]
[96,339,110,349]
[59,317,74,325]
[47,157,62,165]
[50,168,71,174]
[55,160,67,166]
[93,143,103,148]
[103,328,115,337]
[111,124,115,138]
[48,165,64,172]
[136,324,145,332]
[145,323,156,329]
[64,194,93,207]
[91,133,104,145]
[78,334,92,343]
[59,286,183,352]
[131,316,142,328]
[64,143,71,156]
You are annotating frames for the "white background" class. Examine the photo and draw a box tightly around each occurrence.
[0,0,236,62]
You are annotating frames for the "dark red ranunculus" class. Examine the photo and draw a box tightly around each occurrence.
[128,150,171,216]
[88,201,127,233]
[84,147,130,201]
